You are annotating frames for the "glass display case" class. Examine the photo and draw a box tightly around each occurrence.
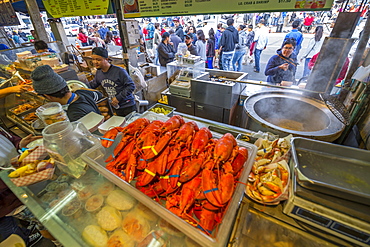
[1,165,201,247]
[166,60,205,80]
[167,60,205,99]
[0,42,63,66]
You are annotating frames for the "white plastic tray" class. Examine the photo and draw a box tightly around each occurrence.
[78,112,104,132]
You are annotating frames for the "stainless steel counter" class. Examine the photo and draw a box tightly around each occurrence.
[228,197,354,247]
[1,111,359,247]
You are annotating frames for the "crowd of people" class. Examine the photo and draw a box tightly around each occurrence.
[76,21,122,51]
[142,15,303,82]
[2,6,367,85]
[141,5,366,85]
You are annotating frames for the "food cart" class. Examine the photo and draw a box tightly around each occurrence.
[0,36,369,247]
[1,106,369,246]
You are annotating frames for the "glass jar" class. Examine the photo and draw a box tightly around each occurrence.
[36,102,68,125]
[176,42,188,65]
[42,121,99,178]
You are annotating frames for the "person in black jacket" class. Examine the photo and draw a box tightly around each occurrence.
[158,32,176,67]
[173,18,184,42]
[219,18,239,71]
[206,28,216,69]
[265,38,297,85]
[185,34,198,56]
[31,65,103,121]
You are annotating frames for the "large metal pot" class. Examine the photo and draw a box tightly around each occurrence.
[244,92,345,142]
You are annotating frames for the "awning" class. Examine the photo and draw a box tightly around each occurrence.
[11,0,114,17]
[11,0,46,15]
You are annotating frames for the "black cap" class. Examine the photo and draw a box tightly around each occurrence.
[92,47,108,58]
[162,32,170,39]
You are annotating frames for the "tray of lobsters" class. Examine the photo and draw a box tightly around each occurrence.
[82,113,257,247]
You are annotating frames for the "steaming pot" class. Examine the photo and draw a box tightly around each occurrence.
[243,91,345,142]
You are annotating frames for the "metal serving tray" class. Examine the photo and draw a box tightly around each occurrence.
[291,137,370,206]
[82,114,257,247]
[145,103,175,117]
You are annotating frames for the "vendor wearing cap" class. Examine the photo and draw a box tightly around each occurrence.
[89,47,136,117]
[158,32,175,67]
[185,34,198,56]
[31,65,102,121]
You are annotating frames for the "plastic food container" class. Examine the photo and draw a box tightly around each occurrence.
[77,112,104,133]
[36,102,68,125]
[81,116,257,247]
[98,116,126,135]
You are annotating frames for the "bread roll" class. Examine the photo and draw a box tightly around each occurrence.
[82,225,108,247]
[96,206,121,231]
[106,189,136,211]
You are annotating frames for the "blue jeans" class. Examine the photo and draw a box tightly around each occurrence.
[206,57,213,69]
[254,49,263,72]
[303,58,311,78]
[222,52,234,71]
[232,49,246,72]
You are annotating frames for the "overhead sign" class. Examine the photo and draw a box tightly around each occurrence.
[43,0,109,18]
[123,0,333,18]
[0,0,20,26]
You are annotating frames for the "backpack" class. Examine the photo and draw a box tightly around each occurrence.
[236,31,247,49]
[146,23,155,39]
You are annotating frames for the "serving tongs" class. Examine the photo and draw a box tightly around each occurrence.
[13,71,26,83]
[0,71,26,88]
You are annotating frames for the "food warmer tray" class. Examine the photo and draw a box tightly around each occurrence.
[291,137,370,206]
[82,112,257,247]
[8,102,41,116]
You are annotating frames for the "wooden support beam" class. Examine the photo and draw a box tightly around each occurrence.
[24,0,49,42]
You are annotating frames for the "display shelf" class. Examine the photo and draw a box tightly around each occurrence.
[2,164,199,246]
[0,171,86,247]
[4,92,47,135]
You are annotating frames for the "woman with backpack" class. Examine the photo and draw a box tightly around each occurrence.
[300,26,324,77]
[232,25,247,72]
[195,30,207,61]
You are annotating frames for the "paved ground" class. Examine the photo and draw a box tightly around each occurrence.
[67,29,312,83]
[68,20,366,83]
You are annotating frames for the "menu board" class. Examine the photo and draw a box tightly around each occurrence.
[43,0,109,18]
[0,0,20,26]
[123,0,333,18]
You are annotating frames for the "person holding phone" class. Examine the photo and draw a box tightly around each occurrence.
[265,38,298,85]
